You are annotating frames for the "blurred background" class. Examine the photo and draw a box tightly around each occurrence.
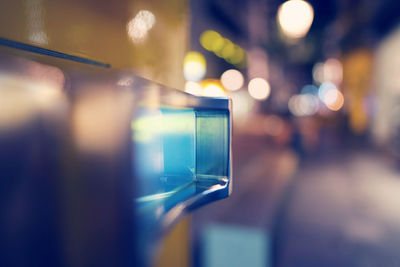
[165,0,400,266]
[2,0,400,266]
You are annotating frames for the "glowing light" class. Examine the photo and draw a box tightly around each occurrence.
[117,77,134,87]
[313,59,343,85]
[324,58,343,85]
[183,51,206,82]
[127,10,156,44]
[200,30,221,51]
[202,81,225,97]
[228,46,245,64]
[199,30,246,66]
[211,38,225,54]
[312,62,325,84]
[288,94,319,116]
[184,81,202,96]
[221,69,244,91]
[27,0,48,45]
[248,78,271,100]
[318,82,344,111]
[318,82,337,101]
[324,90,344,111]
[277,0,314,39]
[221,40,235,59]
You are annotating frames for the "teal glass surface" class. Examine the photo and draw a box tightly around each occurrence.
[196,110,229,188]
[133,107,230,212]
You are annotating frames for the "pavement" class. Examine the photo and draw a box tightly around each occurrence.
[276,150,400,267]
[193,134,400,267]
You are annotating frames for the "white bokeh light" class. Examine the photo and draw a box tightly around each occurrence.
[184,81,202,96]
[202,84,225,97]
[277,0,314,39]
[221,69,244,91]
[183,52,206,82]
[127,10,156,44]
[248,78,271,100]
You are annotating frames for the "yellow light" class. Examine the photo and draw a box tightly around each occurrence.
[127,10,156,44]
[248,78,270,100]
[199,30,246,67]
[220,69,244,91]
[200,30,221,51]
[211,37,225,53]
[184,81,203,96]
[183,51,206,82]
[277,0,314,39]
[202,80,226,97]
[221,40,235,59]
[228,46,245,65]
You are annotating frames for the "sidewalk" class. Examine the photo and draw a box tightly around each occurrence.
[276,150,400,267]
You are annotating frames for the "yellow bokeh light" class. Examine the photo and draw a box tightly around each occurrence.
[200,30,221,51]
[199,30,246,67]
[221,40,235,59]
[248,78,271,100]
[211,38,225,54]
[183,51,206,82]
[202,80,226,97]
[220,69,244,91]
[228,46,245,64]
[277,0,314,39]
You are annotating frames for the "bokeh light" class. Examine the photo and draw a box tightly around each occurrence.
[200,30,221,51]
[221,69,244,91]
[324,58,343,85]
[127,10,156,44]
[324,89,344,111]
[221,40,235,59]
[199,30,246,67]
[317,82,344,111]
[318,82,337,101]
[288,94,319,116]
[313,59,343,85]
[202,81,226,97]
[248,78,271,100]
[277,0,314,39]
[228,46,245,65]
[312,62,325,84]
[183,51,206,82]
[184,81,203,96]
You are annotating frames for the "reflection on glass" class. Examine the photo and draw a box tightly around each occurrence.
[127,10,156,44]
[26,0,48,45]
[132,106,229,205]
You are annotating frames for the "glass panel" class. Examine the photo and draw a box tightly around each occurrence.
[196,110,229,183]
[132,107,196,200]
